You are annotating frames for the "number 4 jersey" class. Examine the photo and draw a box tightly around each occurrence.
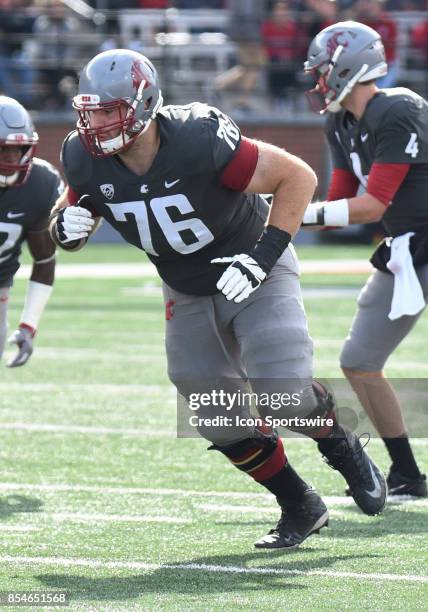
[325,87,428,236]
[61,103,269,295]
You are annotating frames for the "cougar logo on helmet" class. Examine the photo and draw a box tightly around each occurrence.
[326,32,348,57]
[131,60,150,90]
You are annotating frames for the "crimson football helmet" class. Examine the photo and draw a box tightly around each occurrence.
[73,49,163,157]
[0,96,38,187]
[304,21,388,114]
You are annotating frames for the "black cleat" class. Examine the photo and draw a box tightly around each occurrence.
[323,430,387,515]
[254,488,329,549]
[345,470,427,499]
[387,469,427,498]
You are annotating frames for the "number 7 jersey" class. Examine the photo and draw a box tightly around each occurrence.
[61,103,269,295]
[325,87,428,236]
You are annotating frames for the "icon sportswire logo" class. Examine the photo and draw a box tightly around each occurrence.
[165,179,180,189]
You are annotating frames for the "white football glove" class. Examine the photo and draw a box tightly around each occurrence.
[212,254,266,303]
[56,206,95,244]
[7,326,34,368]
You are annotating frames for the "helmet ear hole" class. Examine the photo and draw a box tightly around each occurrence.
[339,69,350,78]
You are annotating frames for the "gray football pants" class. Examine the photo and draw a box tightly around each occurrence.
[163,247,318,444]
[340,263,428,371]
[0,286,9,360]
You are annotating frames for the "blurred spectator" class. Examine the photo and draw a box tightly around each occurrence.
[139,0,171,7]
[128,26,146,53]
[0,0,36,106]
[409,1,428,96]
[410,19,428,56]
[97,1,138,7]
[261,0,306,110]
[353,0,398,88]
[99,17,120,53]
[385,0,424,9]
[173,1,225,7]
[299,0,338,38]
[214,0,267,112]
[32,0,83,109]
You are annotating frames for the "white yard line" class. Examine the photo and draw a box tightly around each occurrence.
[0,526,38,532]
[0,383,170,393]
[0,555,426,583]
[0,482,270,498]
[0,483,426,506]
[0,423,175,437]
[15,260,373,280]
[198,502,350,513]
[14,348,166,363]
[47,512,190,524]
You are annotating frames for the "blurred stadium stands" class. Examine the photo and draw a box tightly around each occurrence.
[2,0,428,243]
[4,1,428,113]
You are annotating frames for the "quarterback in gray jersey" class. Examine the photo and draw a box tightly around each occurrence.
[51,48,387,549]
[0,96,62,367]
[303,21,426,497]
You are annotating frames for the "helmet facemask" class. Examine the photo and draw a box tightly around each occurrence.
[0,140,38,188]
[74,98,139,157]
[305,45,370,114]
[73,50,163,157]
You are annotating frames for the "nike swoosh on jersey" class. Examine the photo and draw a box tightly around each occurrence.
[7,212,25,219]
[361,133,369,142]
[367,463,382,498]
[165,179,180,188]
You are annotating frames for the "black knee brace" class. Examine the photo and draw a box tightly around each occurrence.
[208,425,279,474]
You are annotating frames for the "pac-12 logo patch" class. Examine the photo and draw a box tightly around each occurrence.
[100,183,114,199]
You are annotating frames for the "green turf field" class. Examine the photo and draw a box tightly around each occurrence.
[1,244,427,611]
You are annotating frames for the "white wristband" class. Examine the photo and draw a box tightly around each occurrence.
[20,281,53,331]
[323,198,349,227]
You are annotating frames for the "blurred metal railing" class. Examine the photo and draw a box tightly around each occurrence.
[2,8,428,116]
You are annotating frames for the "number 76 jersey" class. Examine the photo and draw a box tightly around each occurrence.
[325,87,428,236]
[61,103,268,295]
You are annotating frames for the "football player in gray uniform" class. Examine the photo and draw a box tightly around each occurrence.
[50,48,387,549]
[302,21,426,497]
[0,96,62,367]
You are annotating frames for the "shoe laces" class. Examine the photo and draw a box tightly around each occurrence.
[325,432,372,487]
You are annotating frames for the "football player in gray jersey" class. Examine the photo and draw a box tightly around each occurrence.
[0,96,62,367]
[51,48,387,550]
[302,21,427,497]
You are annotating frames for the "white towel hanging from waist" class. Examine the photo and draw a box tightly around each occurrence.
[386,232,426,320]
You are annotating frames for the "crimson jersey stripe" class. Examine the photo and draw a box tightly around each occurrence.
[220,137,259,191]
[367,162,410,206]
[327,168,359,201]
